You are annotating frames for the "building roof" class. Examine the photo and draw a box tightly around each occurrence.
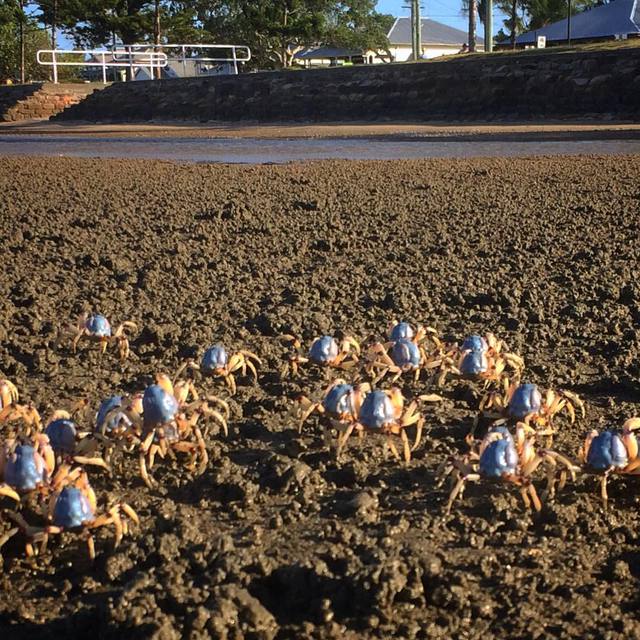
[516,0,640,43]
[388,16,479,46]
[294,46,363,60]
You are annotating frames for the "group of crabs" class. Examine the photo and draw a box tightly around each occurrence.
[0,311,639,562]
[0,313,255,560]
[280,321,640,513]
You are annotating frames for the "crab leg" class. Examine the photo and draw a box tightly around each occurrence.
[225,372,237,395]
[446,473,480,514]
[336,423,356,458]
[400,429,411,463]
[527,484,542,511]
[412,419,423,452]
[386,437,402,462]
[139,430,156,488]
[0,527,18,552]
[0,484,20,503]
[73,455,112,473]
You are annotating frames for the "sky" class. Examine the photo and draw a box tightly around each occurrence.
[51,0,506,49]
[376,0,507,36]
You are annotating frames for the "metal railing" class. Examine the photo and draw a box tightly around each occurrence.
[117,44,252,76]
[36,49,168,84]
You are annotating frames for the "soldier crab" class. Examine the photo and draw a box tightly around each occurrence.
[441,423,578,513]
[65,312,137,361]
[8,469,138,559]
[437,333,525,387]
[280,334,360,377]
[336,388,436,462]
[176,344,261,395]
[480,381,584,439]
[111,374,229,487]
[580,417,640,504]
[291,378,370,437]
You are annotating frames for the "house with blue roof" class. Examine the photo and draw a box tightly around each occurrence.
[516,0,640,45]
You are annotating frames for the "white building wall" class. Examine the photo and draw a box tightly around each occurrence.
[390,45,462,61]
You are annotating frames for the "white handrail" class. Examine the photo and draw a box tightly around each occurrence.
[117,43,251,75]
[37,49,168,83]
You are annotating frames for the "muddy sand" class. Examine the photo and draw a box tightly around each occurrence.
[0,155,639,639]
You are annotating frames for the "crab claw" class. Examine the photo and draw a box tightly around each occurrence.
[0,380,19,409]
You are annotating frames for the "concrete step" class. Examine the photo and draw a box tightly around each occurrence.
[0,83,107,122]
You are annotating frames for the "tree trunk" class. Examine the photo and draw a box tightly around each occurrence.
[510,0,517,48]
[282,6,289,68]
[468,0,477,52]
[19,0,25,83]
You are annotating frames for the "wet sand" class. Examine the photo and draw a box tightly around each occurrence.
[0,155,639,638]
[2,119,640,139]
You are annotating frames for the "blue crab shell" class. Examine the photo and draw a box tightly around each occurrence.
[479,428,519,477]
[142,385,179,427]
[390,339,421,369]
[4,445,46,492]
[45,419,77,454]
[95,395,129,434]
[358,391,395,430]
[322,383,355,417]
[461,335,487,353]
[53,487,94,528]
[389,322,414,341]
[85,314,111,337]
[201,345,228,373]
[459,350,489,378]
[508,384,542,420]
[586,431,628,471]
[309,336,339,364]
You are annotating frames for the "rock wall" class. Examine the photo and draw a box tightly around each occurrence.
[0,83,102,122]
[55,47,640,122]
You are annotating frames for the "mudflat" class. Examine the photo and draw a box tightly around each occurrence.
[0,155,639,638]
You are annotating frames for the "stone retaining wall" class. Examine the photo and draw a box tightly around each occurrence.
[0,83,103,122]
[55,47,640,122]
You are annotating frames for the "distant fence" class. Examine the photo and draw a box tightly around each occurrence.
[37,44,251,84]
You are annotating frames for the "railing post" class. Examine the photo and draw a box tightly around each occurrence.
[232,46,238,75]
[52,49,58,83]
[182,45,186,78]
[101,52,107,83]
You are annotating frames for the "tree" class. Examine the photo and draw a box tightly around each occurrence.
[468,0,477,51]
[57,0,161,47]
[462,0,525,47]
[323,0,394,60]
[0,1,50,82]
[522,0,599,30]
[171,0,392,69]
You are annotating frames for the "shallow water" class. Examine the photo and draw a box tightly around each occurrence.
[2,134,640,163]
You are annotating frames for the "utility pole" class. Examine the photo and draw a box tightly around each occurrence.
[410,0,416,60]
[566,0,572,44]
[415,0,422,60]
[485,0,493,52]
[468,0,477,52]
